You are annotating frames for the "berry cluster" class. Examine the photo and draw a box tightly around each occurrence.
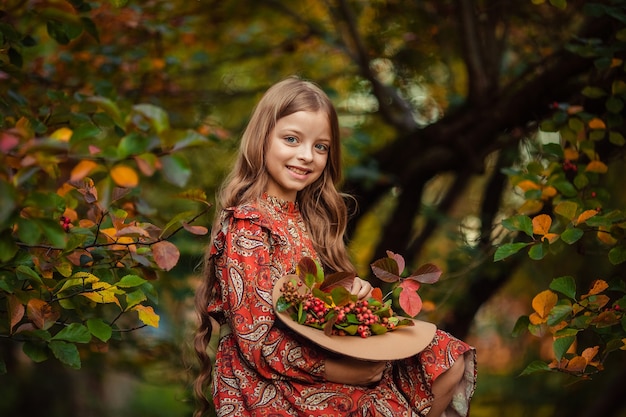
[278,279,409,338]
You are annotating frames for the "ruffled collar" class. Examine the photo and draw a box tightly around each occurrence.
[262,193,299,214]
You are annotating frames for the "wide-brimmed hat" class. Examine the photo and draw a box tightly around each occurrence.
[272,274,437,361]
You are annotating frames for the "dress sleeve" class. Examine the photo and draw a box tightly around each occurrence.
[218,215,326,383]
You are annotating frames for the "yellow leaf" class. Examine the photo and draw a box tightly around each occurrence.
[110,165,139,188]
[516,180,541,192]
[585,160,608,173]
[71,160,98,181]
[518,200,543,215]
[575,209,598,226]
[588,118,606,129]
[532,214,552,235]
[50,127,73,141]
[531,290,558,321]
[597,227,617,245]
[26,298,60,330]
[134,305,160,328]
[620,339,626,351]
[564,148,579,161]
[80,282,121,306]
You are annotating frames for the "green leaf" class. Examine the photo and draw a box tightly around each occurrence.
[547,304,572,326]
[0,231,18,263]
[22,342,48,363]
[117,274,147,288]
[608,246,626,265]
[52,323,92,343]
[160,154,191,187]
[16,265,43,286]
[125,289,148,310]
[528,240,549,260]
[0,359,6,374]
[512,315,530,337]
[519,360,552,376]
[494,242,529,261]
[609,131,625,146]
[49,340,81,369]
[87,318,112,342]
[118,132,150,158]
[132,104,170,134]
[550,276,576,299]
[561,227,583,244]
[501,215,534,237]
[549,0,566,9]
[553,335,576,361]
[552,180,578,197]
[35,218,68,248]
[554,201,579,221]
[581,86,607,98]
[16,217,42,245]
[606,96,624,114]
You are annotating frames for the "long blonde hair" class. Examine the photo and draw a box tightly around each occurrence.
[193,76,353,416]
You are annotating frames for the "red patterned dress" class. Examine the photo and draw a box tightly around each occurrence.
[207,195,476,417]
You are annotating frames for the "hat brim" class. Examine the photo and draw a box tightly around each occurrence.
[272,275,437,361]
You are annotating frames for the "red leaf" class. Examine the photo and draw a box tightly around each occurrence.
[152,240,180,271]
[398,280,423,317]
[370,257,401,283]
[26,298,59,330]
[371,287,383,302]
[407,263,442,284]
[182,222,209,235]
[386,250,405,274]
[319,271,355,291]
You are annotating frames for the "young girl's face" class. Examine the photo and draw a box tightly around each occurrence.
[265,111,331,201]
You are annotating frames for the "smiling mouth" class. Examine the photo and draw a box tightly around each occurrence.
[288,166,311,175]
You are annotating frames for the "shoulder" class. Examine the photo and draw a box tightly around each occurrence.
[223,201,271,230]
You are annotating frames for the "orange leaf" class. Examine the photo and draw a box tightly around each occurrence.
[575,209,598,226]
[152,240,180,271]
[541,186,557,199]
[564,148,579,161]
[585,280,609,296]
[182,222,209,235]
[370,287,383,302]
[516,180,541,192]
[26,298,60,330]
[531,290,558,320]
[585,160,608,174]
[597,227,617,245]
[8,295,25,334]
[70,160,98,181]
[581,346,599,362]
[110,165,139,188]
[588,118,606,129]
[542,233,560,244]
[532,214,552,235]
[565,355,587,373]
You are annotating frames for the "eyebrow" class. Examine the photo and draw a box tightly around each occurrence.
[279,127,331,142]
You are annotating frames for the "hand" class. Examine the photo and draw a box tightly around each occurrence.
[324,356,386,386]
[351,277,373,300]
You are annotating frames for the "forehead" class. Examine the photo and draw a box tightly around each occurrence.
[274,111,331,138]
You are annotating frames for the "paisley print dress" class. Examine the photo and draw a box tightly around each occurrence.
[207,195,476,417]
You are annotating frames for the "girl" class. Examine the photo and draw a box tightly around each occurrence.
[194,76,476,417]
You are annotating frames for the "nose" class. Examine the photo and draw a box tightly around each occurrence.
[298,145,313,162]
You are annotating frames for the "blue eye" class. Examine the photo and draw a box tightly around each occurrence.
[315,143,329,152]
[284,136,297,143]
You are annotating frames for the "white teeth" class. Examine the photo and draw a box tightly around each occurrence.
[289,167,308,175]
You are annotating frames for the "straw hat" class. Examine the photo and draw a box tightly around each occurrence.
[272,274,437,361]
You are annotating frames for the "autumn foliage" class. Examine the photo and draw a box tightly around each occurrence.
[0,1,211,372]
[495,2,626,378]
